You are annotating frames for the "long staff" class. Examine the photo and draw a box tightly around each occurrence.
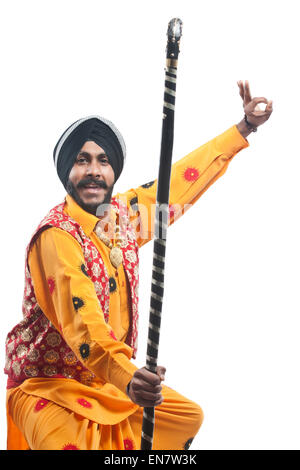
[140,17,183,451]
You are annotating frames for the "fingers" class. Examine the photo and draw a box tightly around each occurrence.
[132,378,162,394]
[129,379,163,407]
[128,366,166,407]
[266,100,273,113]
[135,367,162,386]
[244,80,252,104]
[246,97,269,115]
[237,81,272,111]
[237,81,273,128]
[237,80,252,104]
[136,396,163,408]
[251,97,268,106]
[131,386,162,402]
[237,80,244,100]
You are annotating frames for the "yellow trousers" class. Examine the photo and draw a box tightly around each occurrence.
[7,384,203,450]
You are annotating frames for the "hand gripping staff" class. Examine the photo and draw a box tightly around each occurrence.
[140,18,183,451]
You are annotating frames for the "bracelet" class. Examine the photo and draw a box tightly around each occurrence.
[244,114,257,132]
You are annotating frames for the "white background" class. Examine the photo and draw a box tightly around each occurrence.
[0,0,299,450]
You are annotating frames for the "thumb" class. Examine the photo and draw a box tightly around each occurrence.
[157,366,166,381]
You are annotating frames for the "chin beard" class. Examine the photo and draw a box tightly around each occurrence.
[66,179,114,216]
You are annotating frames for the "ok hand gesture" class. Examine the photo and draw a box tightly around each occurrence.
[237,80,273,128]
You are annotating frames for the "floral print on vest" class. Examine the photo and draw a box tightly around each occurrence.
[4,197,139,386]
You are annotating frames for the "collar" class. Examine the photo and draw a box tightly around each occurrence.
[64,193,102,237]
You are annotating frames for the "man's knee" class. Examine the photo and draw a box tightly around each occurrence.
[189,401,204,432]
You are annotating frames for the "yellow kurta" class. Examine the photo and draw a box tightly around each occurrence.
[6,125,248,450]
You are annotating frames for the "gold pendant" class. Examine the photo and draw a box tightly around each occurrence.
[110,247,123,269]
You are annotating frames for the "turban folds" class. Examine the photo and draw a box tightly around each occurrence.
[53,115,126,189]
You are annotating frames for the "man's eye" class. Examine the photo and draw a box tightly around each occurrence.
[78,158,87,163]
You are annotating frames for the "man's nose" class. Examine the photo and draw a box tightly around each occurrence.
[86,159,102,177]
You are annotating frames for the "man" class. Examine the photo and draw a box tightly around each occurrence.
[5,81,273,450]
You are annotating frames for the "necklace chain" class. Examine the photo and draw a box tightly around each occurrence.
[94,208,124,269]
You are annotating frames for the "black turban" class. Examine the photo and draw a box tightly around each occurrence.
[53,115,126,190]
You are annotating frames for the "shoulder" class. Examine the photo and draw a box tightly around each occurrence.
[32,225,81,247]
[30,226,84,262]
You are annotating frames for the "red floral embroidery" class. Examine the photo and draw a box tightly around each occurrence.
[5,196,139,390]
[77,397,92,409]
[62,443,80,450]
[110,330,117,340]
[183,167,199,182]
[169,204,176,218]
[34,398,49,412]
[47,277,55,294]
[124,438,134,450]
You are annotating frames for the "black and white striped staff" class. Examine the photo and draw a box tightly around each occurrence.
[140,17,183,451]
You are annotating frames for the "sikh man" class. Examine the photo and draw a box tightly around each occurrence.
[4,81,273,450]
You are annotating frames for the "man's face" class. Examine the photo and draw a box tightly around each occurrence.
[67,140,115,216]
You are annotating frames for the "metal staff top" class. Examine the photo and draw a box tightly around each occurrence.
[157,18,183,206]
[140,17,183,451]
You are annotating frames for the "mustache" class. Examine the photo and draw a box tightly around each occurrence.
[77,179,108,190]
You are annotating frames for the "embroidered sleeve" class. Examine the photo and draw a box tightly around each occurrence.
[28,227,138,394]
[115,125,249,247]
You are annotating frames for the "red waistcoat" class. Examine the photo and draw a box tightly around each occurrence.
[4,197,139,387]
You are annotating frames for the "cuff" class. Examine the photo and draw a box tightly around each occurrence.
[126,380,131,398]
[109,354,138,395]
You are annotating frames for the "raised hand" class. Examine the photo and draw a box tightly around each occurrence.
[237,80,273,128]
